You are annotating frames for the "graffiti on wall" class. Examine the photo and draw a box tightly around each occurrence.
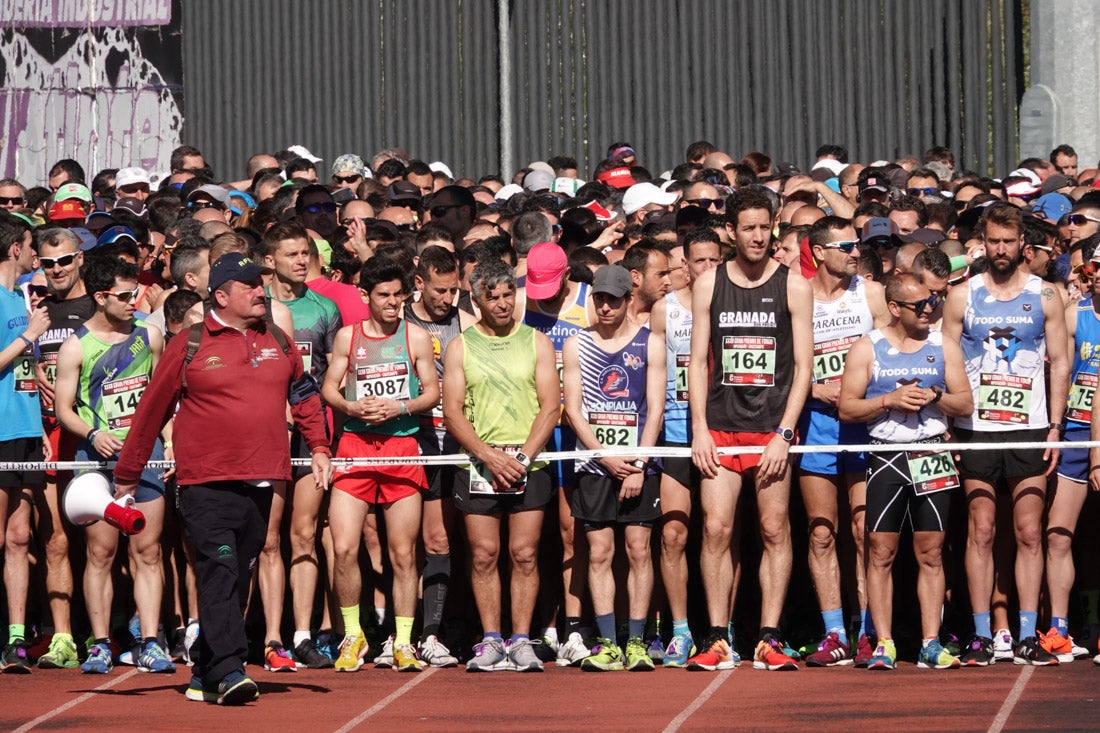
[0,0,182,186]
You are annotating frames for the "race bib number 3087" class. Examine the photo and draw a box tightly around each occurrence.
[355,362,410,400]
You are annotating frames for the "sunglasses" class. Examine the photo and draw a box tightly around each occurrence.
[117,184,149,194]
[333,174,362,185]
[1067,214,1100,227]
[866,237,901,251]
[822,240,860,254]
[948,273,969,286]
[1073,262,1098,280]
[685,198,724,211]
[906,187,939,197]
[303,202,337,215]
[188,200,224,210]
[0,196,24,206]
[892,293,940,316]
[100,288,140,303]
[430,203,462,218]
[39,252,79,269]
[27,284,49,298]
[1029,243,1054,253]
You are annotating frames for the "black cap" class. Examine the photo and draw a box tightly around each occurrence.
[208,253,272,292]
[387,181,422,204]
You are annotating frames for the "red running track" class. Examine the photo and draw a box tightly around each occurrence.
[2,660,1099,732]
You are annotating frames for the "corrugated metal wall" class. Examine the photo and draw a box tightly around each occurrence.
[182,0,1023,182]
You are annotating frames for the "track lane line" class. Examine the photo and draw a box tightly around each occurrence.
[662,669,735,733]
[13,668,140,733]
[332,666,438,733]
[987,665,1034,733]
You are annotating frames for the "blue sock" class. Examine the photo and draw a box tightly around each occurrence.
[483,631,503,641]
[860,608,875,638]
[628,619,645,640]
[822,608,847,646]
[973,612,992,640]
[672,619,690,639]
[510,633,529,642]
[1052,616,1069,637]
[595,613,617,642]
[1019,611,1037,641]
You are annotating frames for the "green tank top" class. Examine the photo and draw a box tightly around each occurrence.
[460,323,545,466]
[74,319,153,439]
[343,319,421,436]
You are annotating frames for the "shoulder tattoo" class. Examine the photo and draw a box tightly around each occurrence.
[1041,287,1054,301]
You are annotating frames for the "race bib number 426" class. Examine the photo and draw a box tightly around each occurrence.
[722,335,776,386]
[906,449,960,494]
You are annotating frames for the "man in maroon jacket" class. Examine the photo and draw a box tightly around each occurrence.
[115,253,332,705]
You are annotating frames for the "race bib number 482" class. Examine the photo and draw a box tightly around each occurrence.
[977,373,1032,424]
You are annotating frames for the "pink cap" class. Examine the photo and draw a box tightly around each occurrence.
[525,242,568,300]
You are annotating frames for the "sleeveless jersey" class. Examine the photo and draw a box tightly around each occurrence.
[958,274,1048,431]
[811,276,874,394]
[865,329,948,442]
[1067,295,1100,426]
[405,304,463,432]
[575,326,652,475]
[459,323,547,468]
[705,263,793,432]
[271,286,341,379]
[343,320,420,437]
[0,284,42,440]
[74,319,153,439]
[524,281,590,400]
[663,291,693,443]
[38,294,95,416]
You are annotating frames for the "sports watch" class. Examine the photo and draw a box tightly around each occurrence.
[775,427,795,442]
[514,451,532,468]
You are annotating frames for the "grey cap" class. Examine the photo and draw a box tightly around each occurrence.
[591,264,633,298]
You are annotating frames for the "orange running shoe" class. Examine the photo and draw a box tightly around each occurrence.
[1038,628,1074,663]
[685,635,739,671]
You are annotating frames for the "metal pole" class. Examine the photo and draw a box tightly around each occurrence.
[498,0,514,179]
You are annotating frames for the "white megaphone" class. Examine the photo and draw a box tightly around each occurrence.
[63,472,146,535]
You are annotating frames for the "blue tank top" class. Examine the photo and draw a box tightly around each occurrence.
[865,329,948,442]
[1067,296,1100,426]
[524,281,590,413]
[663,291,692,443]
[958,274,1048,431]
[0,284,41,440]
[575,326,651,476]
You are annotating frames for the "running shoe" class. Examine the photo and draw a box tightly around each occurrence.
[993,628,1014,661]
[1013,636,1059,666]
[556,631,592,667]
[373,635,395,668]
[917,639,961,669]
[418,634,459,668]
[334,633,368,672]
[170,627,187,662]
[263,641,297,672]
[687,634,738,671]
[394,642,427,672]
[293,638,335,669]
[466,637,509,672]
[1038,628,1074,663]
[183,621,200,666]
[1,641,32,674]
[853,633,875,668]
[533,635,559,663]
[80,642,113,674]
[37,634,79,669]
[185,674,217,703]
[646,629,665,663]
[314,630,339,662]
[960,635,995,667]
[507,637,544,672]
[753,633,797,671]
[217,670,259,705]
[805,632,853,667]
[868,639,896,670]
[663,633,696,668]
[626,636,656,671]
[138,640,177,673]
[580,638,624,672]
[941,631,962,657]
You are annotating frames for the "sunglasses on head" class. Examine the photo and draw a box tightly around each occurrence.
[430,203,461,218]
[100,288,140,303]
[333,174,361,185]
[822,240,860,254]
[906,187,939,197]
[303,202,337,215]
[39,252,78,269]
[0,196,24,206]
[1067,214,1100,227]
[1073,262,1098,280]
[685,197,724,210]
[948,272,969,286]
[892,293,940,316]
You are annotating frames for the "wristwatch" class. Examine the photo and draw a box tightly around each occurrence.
[631,459,647,470]
[775,427,795,442]
[514,451,532,468]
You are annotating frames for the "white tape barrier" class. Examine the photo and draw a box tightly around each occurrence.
[0,439,1089,472]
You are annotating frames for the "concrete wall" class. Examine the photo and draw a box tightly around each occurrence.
[1020,0,1100,168]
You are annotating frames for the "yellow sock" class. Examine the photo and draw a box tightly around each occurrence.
[340,605,362,638]
[395,616,414,647]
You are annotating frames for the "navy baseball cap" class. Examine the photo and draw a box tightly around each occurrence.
[95,225,138,248]
[208,253,272,291]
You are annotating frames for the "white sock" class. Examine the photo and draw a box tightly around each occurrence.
[543,628,559,644]
[293,630,310,648]
[374,607,386,626]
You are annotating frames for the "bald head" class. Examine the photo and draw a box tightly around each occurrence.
[893,242,926,274]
